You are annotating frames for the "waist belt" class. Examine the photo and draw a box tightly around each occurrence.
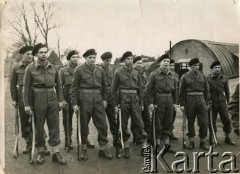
[211,92,224,95]
[33,87,55,92]
[156,93,171,97]
[187,92,203,96]
[80,89,101,93]
[121,89,137,94]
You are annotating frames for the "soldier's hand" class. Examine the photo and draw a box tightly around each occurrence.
[103,101,108,109]
[12,101,17,108]
[59,102,63,111]
[180,106,185,112]
[141,106,144,111]
[62,100,67,109]
[149,104,155,112]
[114,107,119,114]
[24,106,31,115]
[73,105,80,113]
[173,104,177,111]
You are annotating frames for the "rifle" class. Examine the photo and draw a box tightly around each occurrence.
[13,104,19,158]
[29,111,35,164]
[182,109,187,149]
[116,104,124,158]
[208,106,218,146]
[76,110,82,161]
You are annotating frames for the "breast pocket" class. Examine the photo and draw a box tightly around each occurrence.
[95,73,102,84]
[16,69,25,85]
[46,68,57,84]
[120,76,130,86]
[31,70,44,84]
[63,72,73,85]
[197,77,205,89]
[81,74,92,85]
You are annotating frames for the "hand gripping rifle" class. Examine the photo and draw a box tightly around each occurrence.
[29,110,35,164]
[76,110,82,161]
[208,105,218,146]
[13,103,19,158]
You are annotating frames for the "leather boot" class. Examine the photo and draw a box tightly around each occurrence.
[52,152,67,165]
[87,139,95,149]
[37,152,45,164]
[200,141,209,150]
[80,149,88,161]
[98,149,113,160]
[225,137,236,146]
[123,148,130,159]
[188,141,195,150]
[23,139,31,154]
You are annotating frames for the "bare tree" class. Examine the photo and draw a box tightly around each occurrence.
[8,3,38,47]
[31,2,59,47]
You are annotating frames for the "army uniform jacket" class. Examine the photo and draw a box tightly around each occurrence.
[10,61,28,102]
[70,63,109,106]
[23,61,63,106]
[179,70,211,106]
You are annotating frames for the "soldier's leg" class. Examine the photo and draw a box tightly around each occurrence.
[169,109,178,140]
[211,96,219,133]
[196,96,209,150]
[142,100,151,140]
[186,96,197,139]
[105,103,117,139]
[18,88,31,153]
[34,92,47,153]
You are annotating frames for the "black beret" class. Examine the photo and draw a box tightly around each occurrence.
[32,43,47,56]
[19,46,33,55]
[210,61,221,69]
[188,58,200,66]
[133,56,142,64]
[67,50,79,60]
[101,52,112,60]
[156,54,170,63]
[83,49,97,58]
[170,59,175,64]
[121,51,133,62]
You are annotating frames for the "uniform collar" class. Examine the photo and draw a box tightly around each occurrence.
[67,62,77,74]
[123,65,132,72]
[157,67,171,75]
[35,60,52,69]
[19,61,28,67]
[211,72,222,79]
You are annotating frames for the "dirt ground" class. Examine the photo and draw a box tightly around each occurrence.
[4,78,240,174]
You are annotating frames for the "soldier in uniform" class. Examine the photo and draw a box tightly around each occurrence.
[23,43,66,165]
[207,61,235,145]
[228,83,239,137]
[146,54,177,153]
[60,50,95,150]
[168,59,179,141]
[131,56,151,144]
[10,46,34,154]
[179,58,211,150]
[100,52,117,146]
[112,51,148,159]
[71,49,113,161]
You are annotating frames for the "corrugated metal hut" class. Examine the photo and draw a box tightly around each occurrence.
[171,39,239,78]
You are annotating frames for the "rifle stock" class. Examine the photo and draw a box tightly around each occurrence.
[29,111,35,164]
[13,104,19,158]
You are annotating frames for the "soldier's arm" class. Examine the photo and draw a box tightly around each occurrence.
[203,75,211,103]
[10,65,18,102]
[172,77,177,104]
[23,66,32,106]
[55,68,63,102]
[179,75,186,106]
[70,68,80,106]
[225,76,230,104]
[59,69,66,101]
[111,71,120,108]
[101,68,109,101]
[145,73,155,105]
[138,71,144,107]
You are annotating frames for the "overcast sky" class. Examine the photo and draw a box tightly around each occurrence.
[3,0,240,62]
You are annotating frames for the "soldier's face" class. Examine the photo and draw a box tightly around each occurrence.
[103,59,111,66]
[85,55,96,65]
[169,63,175,70]
[159,59,170,69]
[133,60,143,69]
[36,47,48,61]
[190,63,200,71]
[22,50,33,62]
[212,65,221,74]
[70,54,79,64]
[124,56,133,67]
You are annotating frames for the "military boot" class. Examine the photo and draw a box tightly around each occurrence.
[225,136,236,146]
[37,152,45,164]
[23,138,31,154]
[98,149,113,160]
[123,148,130,159]
[52,152,66,165]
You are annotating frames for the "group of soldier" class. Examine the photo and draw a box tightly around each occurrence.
[10,43,238,165]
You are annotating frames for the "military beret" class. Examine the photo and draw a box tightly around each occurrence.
[188,58,200,66]
[156,54,170,63]
[170,59,175,64]
[101,52,112,60]
[133,56,142,64]
[67,50,79,60]
[121,51,133,62]
[210,61,221,69]
[82,49,97,58]
[32,43,47,56]
[19,46,33,55]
